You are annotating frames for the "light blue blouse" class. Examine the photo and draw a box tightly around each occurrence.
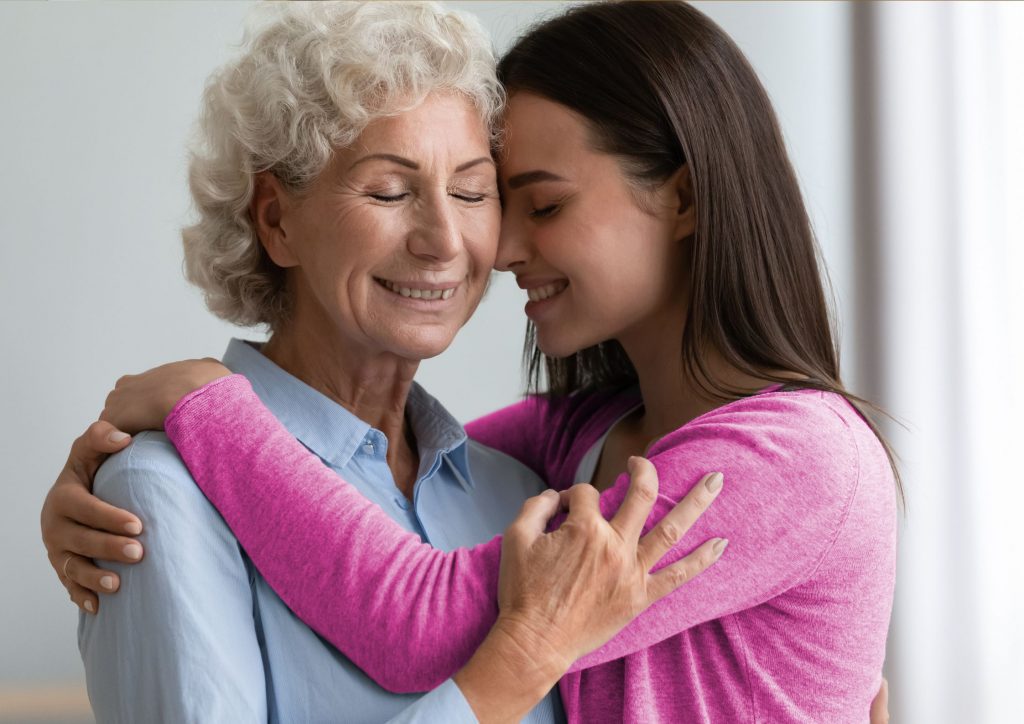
[79,338,564,723]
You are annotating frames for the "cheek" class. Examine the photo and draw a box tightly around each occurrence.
[464,206,501,271]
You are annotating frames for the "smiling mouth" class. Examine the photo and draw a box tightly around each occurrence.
[376,278,457,301]
[527,281,568,302]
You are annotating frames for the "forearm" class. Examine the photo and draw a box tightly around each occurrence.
[166,375,501,692]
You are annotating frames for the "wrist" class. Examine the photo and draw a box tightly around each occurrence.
[491,612,575,682]
[454,615,569,723]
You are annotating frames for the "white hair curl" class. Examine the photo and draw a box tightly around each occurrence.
[183,1,503,329]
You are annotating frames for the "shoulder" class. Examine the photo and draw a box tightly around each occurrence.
[664,388,866,461]
[649,389,879,510]
[94,431,207,511]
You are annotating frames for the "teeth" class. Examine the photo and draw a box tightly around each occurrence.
[527,281,568,303]
[379,279,456,301]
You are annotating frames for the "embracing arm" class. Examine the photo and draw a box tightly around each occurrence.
[167,374,885,676]
[164,375,721,695]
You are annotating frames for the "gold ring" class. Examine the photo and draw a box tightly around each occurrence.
[62,553,74,580]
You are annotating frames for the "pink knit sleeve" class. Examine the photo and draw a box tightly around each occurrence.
[564,391,893,672]
[165,375,501,693]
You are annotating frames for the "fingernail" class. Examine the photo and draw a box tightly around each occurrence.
[84,600,95,613]
[123,543,143,560]
[124,521,142,535]
[108,431,130,443]
[100,575,115,591]
[542,489,558,499]
[712,538,729,559]
[705,472,724,494]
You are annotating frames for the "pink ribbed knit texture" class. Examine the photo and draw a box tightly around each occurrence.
[166,375,896,723]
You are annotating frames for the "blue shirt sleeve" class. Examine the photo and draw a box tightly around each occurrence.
[78,432,268,723]
[385,678,477,724]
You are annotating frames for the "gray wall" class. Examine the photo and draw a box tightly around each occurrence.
[0,1,852,718]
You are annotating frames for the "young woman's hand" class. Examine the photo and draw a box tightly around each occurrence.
[42,358,229,612]
[100,358,231,433]
[455,457,726,722]
[41,421,140,613]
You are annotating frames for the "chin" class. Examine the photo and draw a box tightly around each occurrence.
[391,330,458,362]
[535,330,588,360]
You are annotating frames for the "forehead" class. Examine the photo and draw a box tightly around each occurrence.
[499,93,594,173]
[345,92,492,161]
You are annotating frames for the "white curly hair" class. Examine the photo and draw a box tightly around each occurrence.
[183,1,503,329]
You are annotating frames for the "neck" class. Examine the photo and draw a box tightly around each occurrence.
[617,311,774,445]
[262,324,420,497]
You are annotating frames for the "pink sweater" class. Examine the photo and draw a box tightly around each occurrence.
[165,375,896,723]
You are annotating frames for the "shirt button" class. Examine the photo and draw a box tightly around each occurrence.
[362,441,375,455]
[394,496,411,510]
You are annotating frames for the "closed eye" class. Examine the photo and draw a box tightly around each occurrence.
[451,192,487,203]
[529,204,559,219]
[369,193,410,202]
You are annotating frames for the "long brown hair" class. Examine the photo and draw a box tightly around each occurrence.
[498,1,902,498]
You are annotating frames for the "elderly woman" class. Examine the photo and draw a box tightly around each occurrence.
[46,4,721,723]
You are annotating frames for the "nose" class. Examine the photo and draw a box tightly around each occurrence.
[494,208,530,272]
[408,192,461,263]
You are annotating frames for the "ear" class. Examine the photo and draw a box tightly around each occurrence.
[251,172,299,268]
[671,163,696,241]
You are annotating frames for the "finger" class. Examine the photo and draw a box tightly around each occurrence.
[870,677,889,724]
[563,483,601,524]
[56,479,143,536]
[646,536,727,602]
[65,522,144,563]
[637,471,723,570]
[58,552,122,595]
[608,456,660,543]
[508,489,561,539]
[67,421,132,484]
[66,579,99,615]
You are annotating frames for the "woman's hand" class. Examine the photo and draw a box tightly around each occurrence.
[42,356,228,613]
[41,421,141,613]
[100,357,231,433]
[455,457,725,722]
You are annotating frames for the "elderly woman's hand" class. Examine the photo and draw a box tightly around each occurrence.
[454,457,725,722]
[100,357,231,433]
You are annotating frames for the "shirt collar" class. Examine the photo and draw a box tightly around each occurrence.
[405,381,473,488]
[221,338,472,483]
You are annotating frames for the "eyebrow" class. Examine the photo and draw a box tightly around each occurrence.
[348,154,495,173]
[505,170,568,190]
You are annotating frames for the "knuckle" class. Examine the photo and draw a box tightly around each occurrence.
[70,528,90,555]
[577,516,605,539]
[633,478,657,504]
[657,521,683,549]
[667,565,690,587]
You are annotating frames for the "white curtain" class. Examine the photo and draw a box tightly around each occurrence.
[852,3,1024,721]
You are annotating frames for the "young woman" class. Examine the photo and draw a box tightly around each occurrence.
[44,2,896,722]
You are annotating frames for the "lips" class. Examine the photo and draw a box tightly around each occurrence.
[376,278,457,300]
